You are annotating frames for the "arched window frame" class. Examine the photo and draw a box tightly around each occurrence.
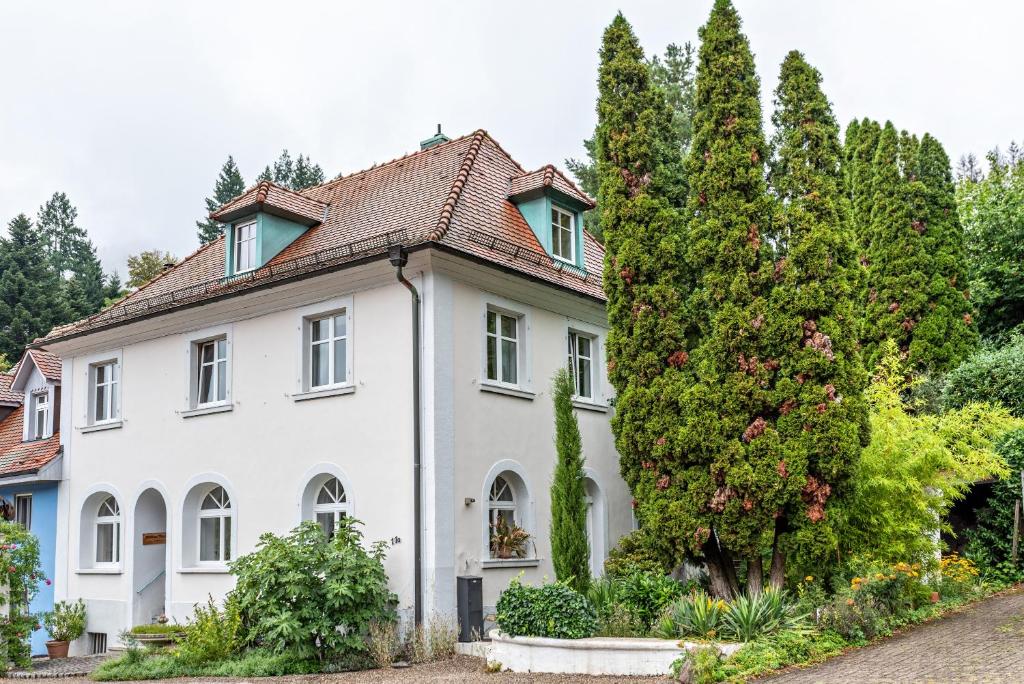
[180,475,237,571]
[197,486,232,564]
[297,465,356,535]
[95,496,121,566]
[480,461,535,564]
[313,477,350,539]
[78,486,124,572]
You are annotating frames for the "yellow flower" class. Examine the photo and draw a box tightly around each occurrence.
[805,576,814,582]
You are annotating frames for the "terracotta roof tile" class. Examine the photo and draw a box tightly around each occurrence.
[27,349,61,382]
[211,180,328,226]
[508,165,595,208]
[0,406,60,477]
[40,130,605,344]
[0,375,20,406]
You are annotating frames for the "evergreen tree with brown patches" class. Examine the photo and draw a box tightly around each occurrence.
[763,51,870,586]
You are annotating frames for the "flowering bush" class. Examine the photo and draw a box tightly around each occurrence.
[938,554,982,599]
[0,521,45,670]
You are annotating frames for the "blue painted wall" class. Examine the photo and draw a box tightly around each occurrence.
[0,482,58,655]
[224,213,309,278]
[512,195,585,270]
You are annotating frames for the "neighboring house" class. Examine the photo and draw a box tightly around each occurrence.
[38,128,631,651]
[0,350,64,656]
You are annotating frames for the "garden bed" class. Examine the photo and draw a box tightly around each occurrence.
[486,630,740,676]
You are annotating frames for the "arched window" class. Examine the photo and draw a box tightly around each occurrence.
[313,477,348,539]
[198,486,231,563]
[95,496,121,565]
[483,467,533,561]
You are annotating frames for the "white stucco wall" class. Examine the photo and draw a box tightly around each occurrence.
[52,251,632,648]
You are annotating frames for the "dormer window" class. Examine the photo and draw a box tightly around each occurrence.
[234,221,257,273]
[31,391,48,440]
[551,206,576,262]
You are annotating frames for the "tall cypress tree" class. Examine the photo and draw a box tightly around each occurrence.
[845,118,881,251]
[912,134,978,369]
[595,13,691,580]
[197,156,246,244]
[0,215,65,361]
[549,368,590,593]
[764,51,870,585]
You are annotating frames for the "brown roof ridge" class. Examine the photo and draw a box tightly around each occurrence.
[514,163,595,206]
[212,179,328,218]
[428,130,488,242]
[303,129,485,196]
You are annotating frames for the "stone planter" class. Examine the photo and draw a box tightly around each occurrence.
[486,630,741,676]
[45,640,70,660]
[131,632,185,647]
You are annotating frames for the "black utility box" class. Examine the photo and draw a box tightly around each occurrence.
[456,575,483,642]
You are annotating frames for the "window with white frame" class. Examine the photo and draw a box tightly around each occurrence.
[313,477,349,539]
[488,475,517,529]
[195,338,228,407]
[14,494,31,530]
[485,310,520,386]
[91,361,119,423]
[30,392,48,440]
[567,331,595,400]
[95,496,121,565]
[486,470,532,560]
[308,312,348,389]
[234,220,257,273]
[551,205,575,262]
[198,486,232,563]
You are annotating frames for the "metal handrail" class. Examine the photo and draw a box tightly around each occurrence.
[135,569,165,595]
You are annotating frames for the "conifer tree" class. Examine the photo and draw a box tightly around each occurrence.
[292,154,325,190]
[661,0,775,597]
[763,51,870,585]
[845,118,881,250]
[37,192,87,276]
[549,368,590,593]
[595,12,690,581]
[197,156,246,244]
[103,271,126,306]
[0,215,65,361]
[912,134,978,368]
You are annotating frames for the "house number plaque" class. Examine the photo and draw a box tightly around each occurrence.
[142,533,166,546]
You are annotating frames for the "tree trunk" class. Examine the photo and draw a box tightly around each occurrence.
[721,542,741,597]
[747,555,764,595]
[702,535,736,600]
[769,518,786,590]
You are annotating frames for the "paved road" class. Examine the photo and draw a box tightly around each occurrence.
[759,588,1024,684]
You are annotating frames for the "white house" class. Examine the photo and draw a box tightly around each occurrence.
[38,128,632,652]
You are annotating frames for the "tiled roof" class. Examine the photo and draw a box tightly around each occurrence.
[210,180,329,226]
[39,130,605,344]
[508,165,596,209]
[27,349,61,382]
[0,406,60,477]
[0,375,20,406]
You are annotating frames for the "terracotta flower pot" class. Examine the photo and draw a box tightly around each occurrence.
[930,591,940,603]
[45,640,69,659]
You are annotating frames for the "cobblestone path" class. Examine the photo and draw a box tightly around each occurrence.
[759,588,1024,683]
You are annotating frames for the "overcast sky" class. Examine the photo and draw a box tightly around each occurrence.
[1,1,1020,274]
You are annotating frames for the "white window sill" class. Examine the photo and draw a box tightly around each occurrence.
[292,385,356,402]
[76,567,122,575]
[573,400,609,413]
[479,382,535,401]
[180,403,233,419]
[79,420,123,434]
[481,558,541,569]
[178,565,230,574]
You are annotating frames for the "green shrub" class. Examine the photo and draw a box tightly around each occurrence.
[496,579,596,639]
[615,570,684,630]
[944,336,1024,416]
[965,430,1024,573]
[176,596,240,665]
[0,523,46,670]
[230,520,396,662]
[128,624,183,636]
[672,645,722,684]
[603,530,668,578]
[719,630,848,681]
[721,590,809,642]
[43,599,86,642]
[91,648,318,681]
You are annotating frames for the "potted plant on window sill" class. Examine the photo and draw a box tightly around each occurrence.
[42,599,86,659]
[489,517,530,560]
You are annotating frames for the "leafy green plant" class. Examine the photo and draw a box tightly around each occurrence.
[603,530,668,578]
[719,629,848,681]
[615,570,685,630]
[654,590,729,640]
[0,522,45,670]
[496,578,596,639]
[230,519,396,663]
[129,624,183,636]
[175,596,240,665]
[721,590,809,642]
[43,599,86,642]
[671,645,722,684]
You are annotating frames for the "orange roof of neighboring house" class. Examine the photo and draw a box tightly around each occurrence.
[39,130,605,345]
[0,374,20,406]
[0,405,60,477]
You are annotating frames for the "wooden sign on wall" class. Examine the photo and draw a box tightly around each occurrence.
[142,532,166,546]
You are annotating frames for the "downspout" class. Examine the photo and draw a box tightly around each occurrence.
[389,245,423,626]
